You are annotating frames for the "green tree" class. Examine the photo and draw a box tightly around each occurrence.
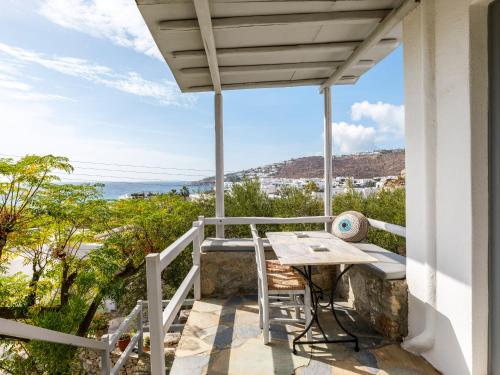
[303,180,320,194]
[332,187,406,255]
[110,193,204,312]
[179,185,190,199]
[0,155,73,261]
[224,179,272,237]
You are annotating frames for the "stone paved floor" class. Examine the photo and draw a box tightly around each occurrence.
[169,295,440,375]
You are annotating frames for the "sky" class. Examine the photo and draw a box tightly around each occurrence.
[0,0,405,182]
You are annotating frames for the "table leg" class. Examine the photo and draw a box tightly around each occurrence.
[292,264,359,354]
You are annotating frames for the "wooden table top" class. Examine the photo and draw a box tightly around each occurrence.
[265,231,379,266]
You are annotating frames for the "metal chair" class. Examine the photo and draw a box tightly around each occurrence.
[250,224,312,344]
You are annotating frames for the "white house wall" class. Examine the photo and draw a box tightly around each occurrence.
[403,1,490,374]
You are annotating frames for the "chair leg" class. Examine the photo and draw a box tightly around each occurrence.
[258,280,263,329]
[304,286,312,341]
[262,296,270,344]
[294,293,301,320]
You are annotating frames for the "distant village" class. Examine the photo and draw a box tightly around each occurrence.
[221,173,405,199]
[192,149,406,199]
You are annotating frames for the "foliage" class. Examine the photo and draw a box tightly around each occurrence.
[303,180,320,194]
[199,179,405,254]
[112,194,204,312]
[0,155,406,374]
[333,187,406,255]
[0,155,73,262]
[200,179,405,254]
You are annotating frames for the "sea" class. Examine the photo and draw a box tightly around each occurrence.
[66,181,214,200]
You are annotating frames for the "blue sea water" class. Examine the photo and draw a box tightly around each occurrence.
[68,181,214,200]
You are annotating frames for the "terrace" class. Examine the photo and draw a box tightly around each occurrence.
[1,0,494,374]
[151,216,437,375]
[136,0,426,372]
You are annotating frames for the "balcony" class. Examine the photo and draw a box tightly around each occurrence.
[142,215,438,375]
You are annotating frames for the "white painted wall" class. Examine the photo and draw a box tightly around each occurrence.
[403,1,490,374]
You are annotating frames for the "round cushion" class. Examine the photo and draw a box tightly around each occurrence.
[332,211,369,242]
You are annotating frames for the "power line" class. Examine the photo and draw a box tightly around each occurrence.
[60,173,209,182]
[58,176,215,188]
[0,153,233,173]
[73,166,210,178]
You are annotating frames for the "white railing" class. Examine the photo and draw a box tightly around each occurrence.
[203,215,406,238]
[204,215,335,226]
[0,317,109,351]
[0,318,109,374]
[367,217,406,237]
[1,215,404,375]
[0,301,147,375]
[146,219,203,375]
[0,298,194,375]
[101,301,144,375]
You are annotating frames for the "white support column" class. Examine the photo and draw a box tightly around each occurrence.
[100,335,111,375]
[192,221,202,300]
[323,86,333,232]
[146,254,165,375]
[215,93,225,238]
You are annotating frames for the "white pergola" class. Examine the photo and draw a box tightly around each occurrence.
[137,0,418,236]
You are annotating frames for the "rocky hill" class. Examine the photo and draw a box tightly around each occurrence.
[200,149,405,182]
[275,149,405,179]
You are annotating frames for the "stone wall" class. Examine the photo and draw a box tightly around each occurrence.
[340,267,408,340]
[200,249,336,298]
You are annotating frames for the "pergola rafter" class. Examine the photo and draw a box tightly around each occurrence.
[180,60,374,76]
[320,0,420,90]
[193,0,222,93]
[185,76,358,92]
[138,0,419,237]
[171,39,399,60]
[159,9,391,31]
[135,2,423,371]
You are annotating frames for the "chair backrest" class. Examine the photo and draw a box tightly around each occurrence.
[250,224,268,294]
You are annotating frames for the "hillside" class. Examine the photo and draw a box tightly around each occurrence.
[275,149,405,179]
[199,149,405,182]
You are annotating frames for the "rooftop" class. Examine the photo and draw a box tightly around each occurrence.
[137,0,414,92]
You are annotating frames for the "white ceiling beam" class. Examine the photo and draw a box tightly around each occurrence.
[171,39,398,59]
[186,76,357,92]
[140,0,375,4]
[320,0,420,90]
[193,0,221,93]
[180,60,374,76]
[160,9,390,31]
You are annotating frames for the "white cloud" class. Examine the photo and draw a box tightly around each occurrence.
[351,100,405,137]
[38,0,161,59]
[0,42,195,106]
[0,59,71,101]
[332,122,377,154]
[326,101,405,155]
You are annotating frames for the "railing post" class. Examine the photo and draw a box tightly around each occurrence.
[146,253,165,375]
[137,301,144,355]
[100,334,111,375]
[215,93,225,238]
[323,86,333,233]
[193,221,203,300]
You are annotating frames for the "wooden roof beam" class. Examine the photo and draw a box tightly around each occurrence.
[186,76,358,92]
[192,0,221,93]
[180,60,374,76]
[320,0,420,90]
[171,39,398,59]
[160,9,390,31]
